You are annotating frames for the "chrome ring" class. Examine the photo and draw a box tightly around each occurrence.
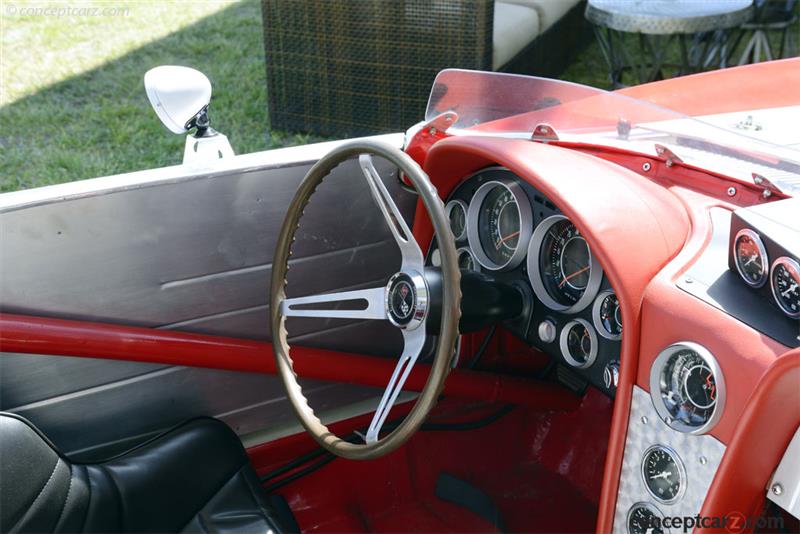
[626,502,668,534]
[640,444,687,505]
[527,214,604,314]
[445,199,469,241]
[733,228,768,288]
[385,270,428,330]
[466,178,533,272]
[770,256,800,319]
[592,289,622,341]
[649,341,726,435]
[559,318,598,369]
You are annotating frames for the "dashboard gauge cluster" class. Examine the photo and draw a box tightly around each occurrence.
[424,167,622,397]
[729,202,800,323]
[649,342,725,434]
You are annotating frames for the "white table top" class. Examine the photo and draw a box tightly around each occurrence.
[586,0,754,34]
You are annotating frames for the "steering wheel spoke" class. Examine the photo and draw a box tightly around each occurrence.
[281,286,387,320]
[365,327,426,444]
[359,154,424,272]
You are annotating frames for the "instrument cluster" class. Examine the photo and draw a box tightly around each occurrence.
[426,167,621,395]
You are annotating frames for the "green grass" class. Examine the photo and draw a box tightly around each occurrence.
[0,0,319,192]
[1,1,796,192]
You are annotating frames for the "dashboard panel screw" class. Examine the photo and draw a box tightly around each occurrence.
[772,483,783,496]
[685,277,693,284]
[727,187,737,197]
[699,456,707,465]
[642,162,652,172]
[641,416,648,425]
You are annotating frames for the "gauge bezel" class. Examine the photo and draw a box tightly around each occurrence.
[466,178,533,272]
[733,228,769,288]
[592,289,622,341]
[626,502,668,534]
[445,199,469,241]
[649,341,726,435]
[640,444,687,505]
[559,318,598,369]
[527,214,604,313]
[455,246,480,272]
[770,256,800,319]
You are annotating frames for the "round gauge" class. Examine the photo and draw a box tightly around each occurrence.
[641,445,686,504]
[592,290,622,340]
[770,256,800,319]
[467,180,532,271]
[528,215,603,313]
[445,200,468,241]
[559,319,598,369]
[627,502,667,534]
[733,229,768,288]
[456,247,480,272]
[650,342,725,434]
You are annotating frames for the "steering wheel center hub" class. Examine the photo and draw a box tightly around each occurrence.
[386,271,428,330]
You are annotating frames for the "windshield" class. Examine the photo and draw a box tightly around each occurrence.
[425,69,800,195]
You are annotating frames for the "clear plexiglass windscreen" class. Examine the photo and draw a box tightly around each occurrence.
[425,69,800,195]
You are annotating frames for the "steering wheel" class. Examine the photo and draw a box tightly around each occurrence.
[270,140,461,460]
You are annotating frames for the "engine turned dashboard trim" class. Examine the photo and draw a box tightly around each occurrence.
[613,387,726,534]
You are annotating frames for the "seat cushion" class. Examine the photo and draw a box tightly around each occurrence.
[502,0,582,32]
[492,1,541,69]
[0,413,293,533]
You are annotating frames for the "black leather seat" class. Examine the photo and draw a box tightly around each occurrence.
[0,413,297,533]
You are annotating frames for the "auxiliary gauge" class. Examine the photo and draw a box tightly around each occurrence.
[641,445,686,504]
[733,229,769,288]
[770,256,800,319]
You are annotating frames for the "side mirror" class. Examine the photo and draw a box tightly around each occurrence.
[144,66,211,134]
[144,65,234,165]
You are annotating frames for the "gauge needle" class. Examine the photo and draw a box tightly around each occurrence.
[559,266,590,288]
[495,230,520,250]
[744,255,759,267]
[781,282,798,297]
[650,471,672,480]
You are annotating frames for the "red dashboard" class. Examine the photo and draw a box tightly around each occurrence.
[406,99,798,530]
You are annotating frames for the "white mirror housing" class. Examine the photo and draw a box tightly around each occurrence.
[144,66,212,134]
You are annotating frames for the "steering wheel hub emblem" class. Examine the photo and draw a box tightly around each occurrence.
[386,271,428,330]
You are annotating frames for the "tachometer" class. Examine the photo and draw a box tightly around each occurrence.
[770,256,800,319]
[650,342,725,434]
[528,215,603,313]
[467,179,532,271]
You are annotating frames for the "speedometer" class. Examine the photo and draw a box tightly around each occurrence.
[527,215,603,313]
[467,179,532,271]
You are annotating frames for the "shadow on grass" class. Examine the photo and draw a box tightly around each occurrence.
[0,0,325,192]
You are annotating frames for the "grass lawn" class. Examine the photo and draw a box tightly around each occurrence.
[0,0,319,192]
[1,1,796,192]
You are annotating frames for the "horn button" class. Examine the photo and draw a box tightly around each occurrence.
[386,271,428,329]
